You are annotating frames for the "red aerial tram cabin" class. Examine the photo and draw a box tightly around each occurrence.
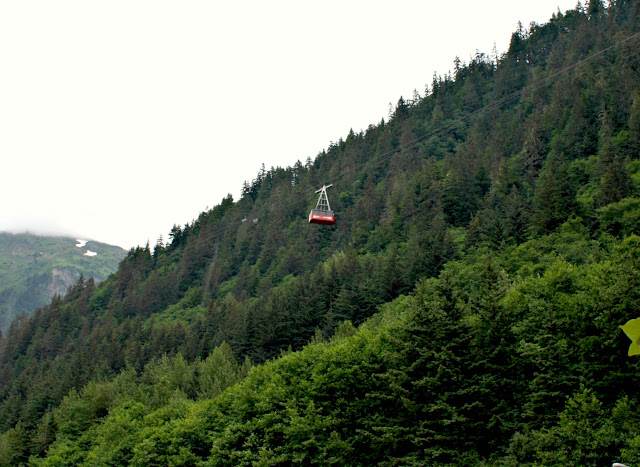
[309,184,335,225]
[309,210,335,225]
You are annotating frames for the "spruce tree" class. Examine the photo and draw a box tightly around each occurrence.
[532,151,577,233]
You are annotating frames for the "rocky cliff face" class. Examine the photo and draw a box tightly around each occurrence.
[48,268,82,297]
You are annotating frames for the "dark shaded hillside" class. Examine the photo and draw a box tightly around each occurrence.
[1,1,640,464]
[0,233,126,333]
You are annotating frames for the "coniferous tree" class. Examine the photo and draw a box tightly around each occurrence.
[595,110,634,206]
[597,143,634,206]
[628,89,640,154]
[532,151,577,232]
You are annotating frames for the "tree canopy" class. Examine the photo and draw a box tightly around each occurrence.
[2,1,640,464]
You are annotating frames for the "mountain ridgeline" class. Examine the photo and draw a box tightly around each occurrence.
[0,233,126,334]
[2,2,640,464]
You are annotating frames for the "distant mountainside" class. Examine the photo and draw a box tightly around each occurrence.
[0,232,126,332]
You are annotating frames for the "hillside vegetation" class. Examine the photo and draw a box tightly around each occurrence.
[0,233,126,333]
[1,1,640,464]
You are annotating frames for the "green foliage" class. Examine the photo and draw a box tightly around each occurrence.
[13,227,640,465]
[532,151,577,233]
[3,1,640,464]
[35,344,249,466]
[195,342,249,400]
[149,286,205,327]
[508,390,640,466]
[0,423,28,467]
[597,196,640,237]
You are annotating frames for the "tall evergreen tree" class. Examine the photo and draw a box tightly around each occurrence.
[532,151,577,232]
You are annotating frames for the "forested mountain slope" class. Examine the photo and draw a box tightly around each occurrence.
[0,233,126,333]
[2,1,640,464]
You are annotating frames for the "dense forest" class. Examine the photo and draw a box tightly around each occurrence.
[2,1,640,464]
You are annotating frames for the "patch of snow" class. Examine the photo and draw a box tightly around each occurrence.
[84,250,97,257]
[76,239,88,248]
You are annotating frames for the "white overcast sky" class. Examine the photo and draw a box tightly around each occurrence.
[0,0,577,250]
